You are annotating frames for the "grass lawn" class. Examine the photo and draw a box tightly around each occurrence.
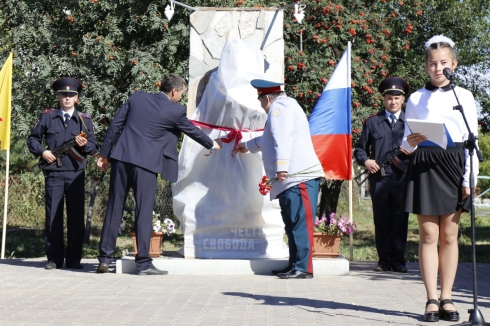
[3,200,490,263]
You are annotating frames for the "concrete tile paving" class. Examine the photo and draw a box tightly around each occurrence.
[0,259,489,325]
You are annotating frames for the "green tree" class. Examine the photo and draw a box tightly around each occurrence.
[1,0,489,214]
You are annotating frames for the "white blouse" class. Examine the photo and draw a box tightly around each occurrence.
[401,85,479,187]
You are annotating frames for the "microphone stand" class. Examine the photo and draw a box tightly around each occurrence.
[449,81,488,326]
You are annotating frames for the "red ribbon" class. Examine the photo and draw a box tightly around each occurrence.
[190,120,264,156]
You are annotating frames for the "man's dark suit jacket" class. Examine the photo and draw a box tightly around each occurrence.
[100,91,213,182]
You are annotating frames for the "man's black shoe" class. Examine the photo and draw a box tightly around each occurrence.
[65,262,83,269]
[272,266,292,275]
[136,265,168,276]
[277,269,313,279]
[96,263,109,274]
[392,265,408,273]
[373,265,391,272]
[45,261,62,270]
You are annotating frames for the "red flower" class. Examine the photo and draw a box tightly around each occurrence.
[316,93,321,99]
[323,6,332,15]
[321,38,327,44]
[328,60,335,66]
[351,82,356,87]
[381,55,388,61]
[321,78,328,84]
[298,92,304,98]
[352,129,361,134]
[417,10,423,15]
[382,29,391,36]
[259,176,273,195]
[353,102,361,107]
[348,28,356,35]
[288,65,295,72]
[297,62,306,70]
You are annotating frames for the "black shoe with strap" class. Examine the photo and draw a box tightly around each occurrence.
[424,299,440,322]
[439,299,459,321]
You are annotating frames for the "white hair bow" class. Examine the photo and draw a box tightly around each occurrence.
[425,35,455,49]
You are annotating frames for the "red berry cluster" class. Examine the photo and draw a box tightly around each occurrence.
[259,176,272,196]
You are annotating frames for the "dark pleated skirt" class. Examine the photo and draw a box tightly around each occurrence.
[402,143,470,215]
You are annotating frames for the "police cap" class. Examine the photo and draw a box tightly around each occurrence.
[52,77,83,94]
[250,79,284,98]
[378,77,409,96]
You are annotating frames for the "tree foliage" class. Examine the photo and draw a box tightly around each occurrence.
[0,0,489,174]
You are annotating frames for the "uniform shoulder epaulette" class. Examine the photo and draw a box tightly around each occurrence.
[42,108,56,114]
[362,113,378,125]
[80,112,92,119]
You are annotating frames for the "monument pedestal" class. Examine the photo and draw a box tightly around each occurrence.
[116,251,349,275]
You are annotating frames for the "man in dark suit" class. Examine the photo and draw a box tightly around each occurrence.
[27,77,98,270]
[96,74,220,275]
[354,77,411,273]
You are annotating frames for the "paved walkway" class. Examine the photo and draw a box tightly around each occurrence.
[1,259,489,325]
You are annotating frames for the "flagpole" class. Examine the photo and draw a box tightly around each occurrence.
[348,179,353,262]
[1,150,10,259]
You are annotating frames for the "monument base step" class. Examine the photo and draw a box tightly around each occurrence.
[116,251,349,275]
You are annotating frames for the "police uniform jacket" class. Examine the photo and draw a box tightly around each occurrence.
[27,108,98,171]
[99,91,214,182]
[245,96,324,199]
[354,110,409,180]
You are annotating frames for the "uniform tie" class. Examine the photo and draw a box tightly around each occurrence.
[390,114,396,129]
[64,113,70,127]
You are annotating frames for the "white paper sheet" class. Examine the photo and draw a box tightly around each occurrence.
[406,118,448,149]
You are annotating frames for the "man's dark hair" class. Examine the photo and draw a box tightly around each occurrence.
[160,74,186,93]
[260,91,286,100]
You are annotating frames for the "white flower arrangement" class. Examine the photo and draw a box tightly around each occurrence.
[121,210,176,234]
[152,211,176,234]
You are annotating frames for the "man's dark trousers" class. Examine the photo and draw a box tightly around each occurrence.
[98,160,157,271]
[278,178,319,274]
[369,175,409,269]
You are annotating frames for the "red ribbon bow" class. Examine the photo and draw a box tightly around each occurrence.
[190,120,263,157]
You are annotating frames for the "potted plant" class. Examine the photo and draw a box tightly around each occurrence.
[312,212,356,258]
[127,211,176,258]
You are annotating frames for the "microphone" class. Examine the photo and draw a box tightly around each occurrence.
[443,67,456,81]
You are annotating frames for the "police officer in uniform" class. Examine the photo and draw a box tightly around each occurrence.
[354,77,411,273]
[27,77,98,270]
[234,79,324,279]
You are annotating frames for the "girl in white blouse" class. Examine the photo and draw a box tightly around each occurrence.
[401,35,479,323]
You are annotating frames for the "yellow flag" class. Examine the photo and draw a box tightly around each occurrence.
[0,53,12,151]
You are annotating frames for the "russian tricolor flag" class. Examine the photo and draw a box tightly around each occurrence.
[308,42,352,180]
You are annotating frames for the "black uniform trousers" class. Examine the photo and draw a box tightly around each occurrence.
[98,160,157,271]
[44,169,85,266]
[369,174,409,269]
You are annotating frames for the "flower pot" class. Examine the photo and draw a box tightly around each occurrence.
[312,232,341,258]
[129,231,164,258]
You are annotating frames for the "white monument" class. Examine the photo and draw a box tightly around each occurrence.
[173,8,288,258]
